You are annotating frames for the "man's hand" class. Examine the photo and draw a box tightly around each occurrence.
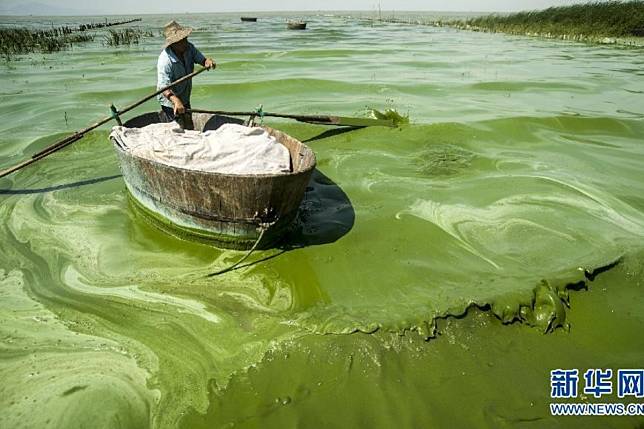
[171,96,185,115]
[204,58,216,70]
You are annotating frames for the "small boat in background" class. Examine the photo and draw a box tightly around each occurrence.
[287,21,307,30]
[241,17,258,22]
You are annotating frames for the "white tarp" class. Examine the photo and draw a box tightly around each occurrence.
[110,122,291,175]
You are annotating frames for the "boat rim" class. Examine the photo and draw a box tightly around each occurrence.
[111,118,316,180]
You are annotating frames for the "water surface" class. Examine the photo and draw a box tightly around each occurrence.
[1,12,643,428]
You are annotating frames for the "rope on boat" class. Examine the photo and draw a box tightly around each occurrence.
[109,104,123,126]
[256,104,265,125]
[207,220,273,277]
[243,104,264,127]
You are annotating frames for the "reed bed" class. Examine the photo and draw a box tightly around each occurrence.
[367,1,643,44]
[0,28,79,58]
[449,1,644,40]
[104,28,153,46]
[0,19,148,60]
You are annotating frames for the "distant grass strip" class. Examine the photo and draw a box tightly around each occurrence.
[453,1,644,40]
[78,18,142,32]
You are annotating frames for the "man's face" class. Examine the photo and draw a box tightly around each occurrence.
[171,38,188,55]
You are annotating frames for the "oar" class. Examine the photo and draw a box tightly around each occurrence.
[188,108,395,127]
[0,67,210,179]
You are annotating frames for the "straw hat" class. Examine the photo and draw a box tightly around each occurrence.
[163,20,192,48]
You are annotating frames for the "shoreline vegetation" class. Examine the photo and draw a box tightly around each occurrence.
[104,28,154,46]
[0,18,146,59]
[372,1,644,46]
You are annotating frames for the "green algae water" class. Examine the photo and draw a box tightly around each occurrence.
[1,12,644,428]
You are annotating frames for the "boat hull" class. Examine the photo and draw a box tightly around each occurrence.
[112,112,316,249]
[287,22,307,30]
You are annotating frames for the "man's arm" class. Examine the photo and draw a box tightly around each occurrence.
[191,43,215,69]
[158,57,185,115]
[164,92,185,115]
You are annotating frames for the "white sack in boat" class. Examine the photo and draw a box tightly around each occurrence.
[110,122,291,175]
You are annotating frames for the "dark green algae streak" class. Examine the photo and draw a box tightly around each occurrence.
[1,13,644,429]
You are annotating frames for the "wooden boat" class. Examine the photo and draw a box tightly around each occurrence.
[111,112,316,250]
[240,17,258,22]
[287,21,307,30]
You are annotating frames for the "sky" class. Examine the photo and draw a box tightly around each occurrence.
[0,0,613,15]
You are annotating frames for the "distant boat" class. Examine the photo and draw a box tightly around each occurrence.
[241,17,258,22]
[287,21,307,30]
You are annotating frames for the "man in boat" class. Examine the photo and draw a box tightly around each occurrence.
[158,20,215,129]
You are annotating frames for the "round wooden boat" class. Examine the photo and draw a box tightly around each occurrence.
[111,112,316,250]
[287,22,307,30]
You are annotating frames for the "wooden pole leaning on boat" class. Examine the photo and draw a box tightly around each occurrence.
[188,108,396,128]
[0,67,210,179]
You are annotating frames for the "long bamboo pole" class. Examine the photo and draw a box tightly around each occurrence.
[0,67,210,179]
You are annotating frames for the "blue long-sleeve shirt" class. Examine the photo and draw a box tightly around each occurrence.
[157,42,206,108]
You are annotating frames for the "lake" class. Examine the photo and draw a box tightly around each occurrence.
[1,12,643,428]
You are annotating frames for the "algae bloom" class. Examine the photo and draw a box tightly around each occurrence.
[368,108,410,126]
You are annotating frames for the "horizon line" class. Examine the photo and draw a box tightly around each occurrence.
[0,9,519,18]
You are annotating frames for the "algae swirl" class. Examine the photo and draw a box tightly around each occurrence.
[1,12,644,429]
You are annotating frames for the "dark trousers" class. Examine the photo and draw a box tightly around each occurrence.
[159,103,194,130]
